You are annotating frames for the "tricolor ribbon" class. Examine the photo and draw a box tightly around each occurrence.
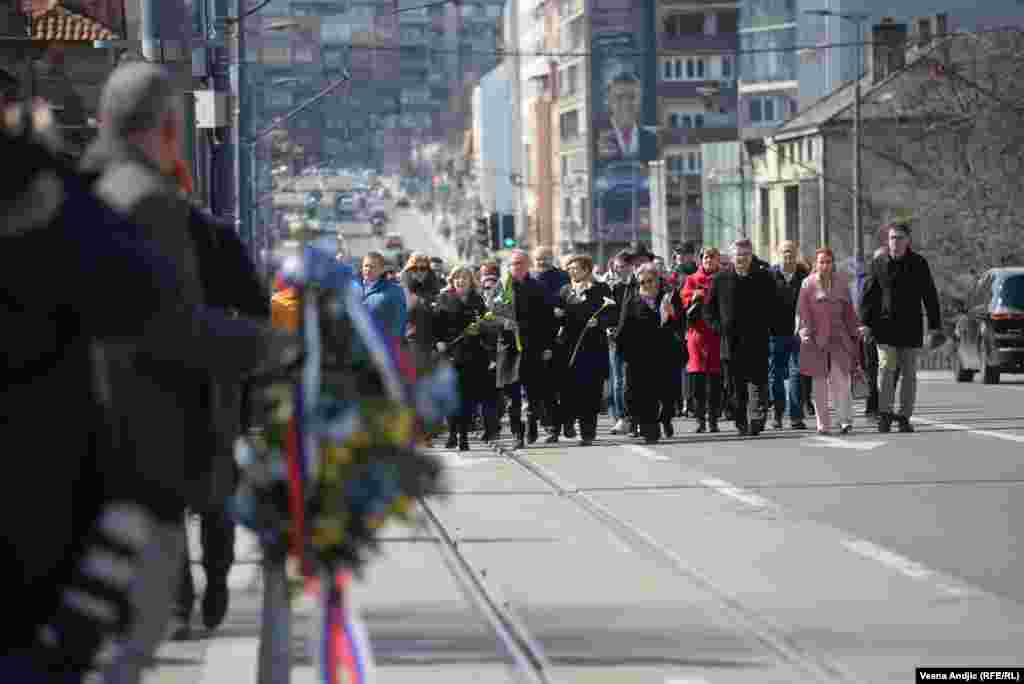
[320,570,375,684]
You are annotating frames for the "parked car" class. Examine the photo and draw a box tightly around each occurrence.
[951,267,1024,384]
[384,232,404,250]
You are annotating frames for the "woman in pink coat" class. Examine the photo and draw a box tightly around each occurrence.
[798,248,863,434]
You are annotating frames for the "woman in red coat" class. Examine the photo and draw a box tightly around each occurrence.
[678,247,723,432]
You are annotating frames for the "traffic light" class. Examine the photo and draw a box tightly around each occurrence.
[305,190,322,221]
[501,214,517,249]
[488,213,499,251]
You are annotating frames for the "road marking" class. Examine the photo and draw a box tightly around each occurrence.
[442,451,502,468]
[623,444,671,461]
[912,417,1024,443]
[698,477,778,510]
[807,435,887,450]
[667,679,712,684]
[840,539,969,597]
[695,477,977,599]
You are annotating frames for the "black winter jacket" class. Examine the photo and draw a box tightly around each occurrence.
[860,250,941,348]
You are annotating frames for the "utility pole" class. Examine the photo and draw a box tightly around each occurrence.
[852,19,864,300]
[231,0,252,252]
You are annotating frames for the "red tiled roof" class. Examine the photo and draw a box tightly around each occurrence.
[26,0,119,41]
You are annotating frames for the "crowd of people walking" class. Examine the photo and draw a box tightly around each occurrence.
[1,57,944,683]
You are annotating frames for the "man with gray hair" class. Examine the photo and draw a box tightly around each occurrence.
[81,62,298,682]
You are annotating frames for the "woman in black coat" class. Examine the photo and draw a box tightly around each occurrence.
[556,254,617,445]
[619,263,681,443]
[434,266,496,450]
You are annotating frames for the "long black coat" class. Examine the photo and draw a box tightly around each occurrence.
[493,275,556,388]
[558,281,616,383]
[860,250,941,348]
[435,290,494,401]
[619,290,680,402]
[705,268,782,380]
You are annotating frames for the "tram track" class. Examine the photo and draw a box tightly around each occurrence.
[489,440,866,684]
[415,495,558,684]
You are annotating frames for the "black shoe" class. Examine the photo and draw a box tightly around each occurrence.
[772,417,783,429]
[791,420,808,430]
[896,416,915,433]
[694,420,706,434]
[878,413,893,433]
[543,433,559,444]
[839,423,853,435]
[527,420,539,444]
[736,424,749,436]
[563,423,577,438]
[806,403,816,417]
[749,419,764,436]
[661,420,674,438]
[459,435,470,451]
[708,420,720,433]
[445,433,458,449]
[578,438,594,446]
[201,578,229,631]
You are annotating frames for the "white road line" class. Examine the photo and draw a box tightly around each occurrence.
[693,476,977,599]
[840,539,969,597]
[807,436,887,450]
[913,416,1024,443]
[623,444,671,461]
[698,477,778,510]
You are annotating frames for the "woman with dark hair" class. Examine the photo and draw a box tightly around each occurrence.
[555,254,617,445]
[401,252,442,360]
[434,266,495,450]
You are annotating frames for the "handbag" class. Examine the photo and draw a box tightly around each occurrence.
[851,365,870,401]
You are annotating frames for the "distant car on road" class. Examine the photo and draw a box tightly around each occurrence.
[951,267,1024,384]
[384,232,404,250]
[395,196,411,208]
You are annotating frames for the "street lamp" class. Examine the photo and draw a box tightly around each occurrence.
[805,8,869,299]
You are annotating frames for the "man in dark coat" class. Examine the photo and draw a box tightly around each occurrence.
[611,243,655,436]
[860,222,942,433]
[81,63,296,676]
[176,207,271,634]
[532,246,571,436]
[0,110,189,680]
[769,240,809,430]
[705,239,782,436]
[493,249,556,449]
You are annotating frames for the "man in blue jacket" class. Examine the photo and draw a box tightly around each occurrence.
[362,251,408,343]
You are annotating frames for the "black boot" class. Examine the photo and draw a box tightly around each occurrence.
[544,422,560,443]
[445,419,458,449]
[642,423,660,444]
[772,400,784,429]
[512,420,525,449]
[527,417,539,444]
[579,417,597,446]
[458,424,470,451]
[563,421,577,438]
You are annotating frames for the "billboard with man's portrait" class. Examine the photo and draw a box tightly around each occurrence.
[590,0,657,244]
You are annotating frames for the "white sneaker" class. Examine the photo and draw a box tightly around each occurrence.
[611,418,628,434]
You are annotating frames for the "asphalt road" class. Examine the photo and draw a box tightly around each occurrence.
[145,372,1024,683]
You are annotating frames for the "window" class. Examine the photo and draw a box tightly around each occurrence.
[669,112,692,128]
[664,13,705,37]
[560,109,580,143]
[749,96,777,124]
[721,55,732,78]
[661,56,708,81]
[667,155,685,175]
[806,138,814,161]
[717,10,738,34]
[687,151,702,173]
[694,113,704,128]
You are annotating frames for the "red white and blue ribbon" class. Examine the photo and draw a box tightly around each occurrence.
[319,571,375,684]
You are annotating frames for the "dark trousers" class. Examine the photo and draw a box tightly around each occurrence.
[862,337,880,413]
[0,654,82,683]
[560,375,605,440]
[626,365,675,436]
[728,364,769,429]
[177,508,236,619]
[503,380,542,434]
[689,372,722,423]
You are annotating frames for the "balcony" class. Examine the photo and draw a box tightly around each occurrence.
[659,33,738,52]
